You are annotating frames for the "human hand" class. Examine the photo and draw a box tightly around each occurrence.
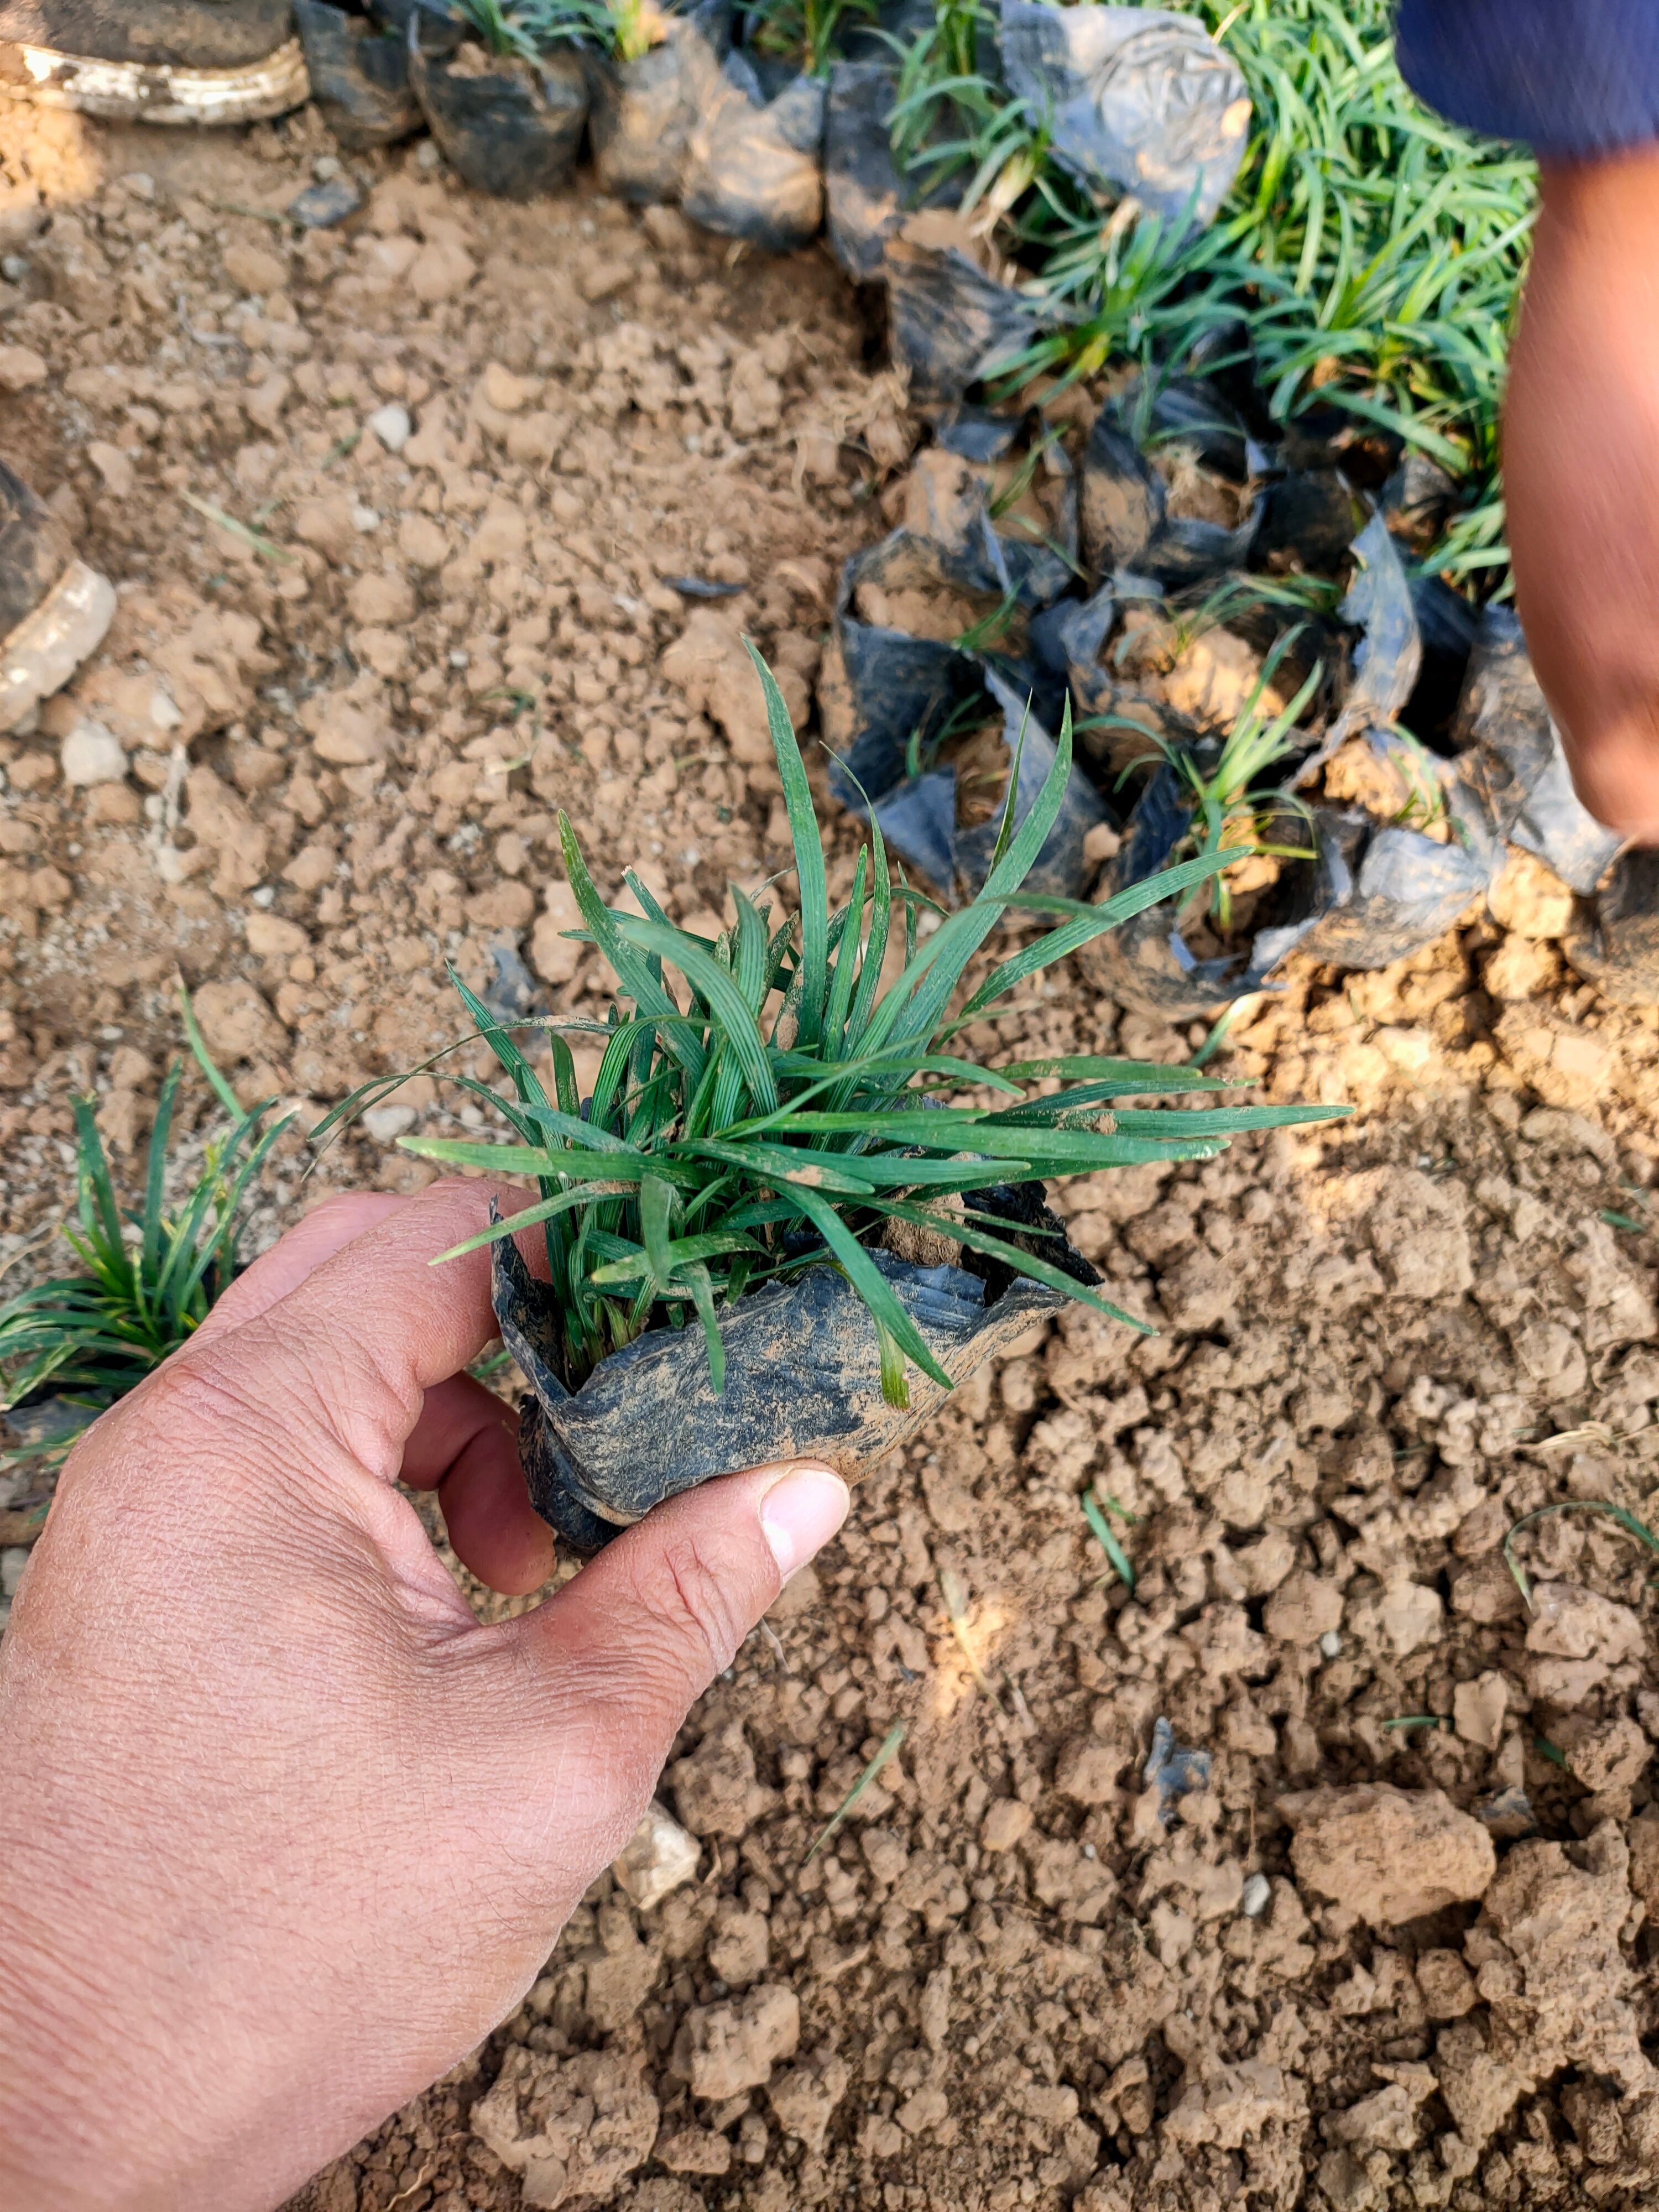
[0,1182,848,2212]
[1505,144,1659,843]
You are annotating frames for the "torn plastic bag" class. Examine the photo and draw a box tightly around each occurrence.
[997,0,1249,225]
[1078,763,1345,1019]
[492,1190,1091,1550]
[1296,790,1503,971]
[826,59,906,279]
[883,231,1056,406]
[820,530,985,816]
[901,439,1077,611]
[409,20,588,198]
[1564,852,1659,1006]
[1450,606,1623,897]
[1292,512,1421,787]
[820,530,1093,895]
[296,0,422,147]
[1079,400,1259,585]
[680,42,825,250]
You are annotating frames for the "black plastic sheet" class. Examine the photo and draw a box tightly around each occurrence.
[409,29,587,199]
[883,234,1055,406]
[1451,606,1623,897]
[996,0,1250,225]
[296,0,422,149]
[680,42,826,251]
[493,1197,1087,1548]
[1079,400,1259,585]
[825,59,906,279]
[1081,764,1346,1019]
[1296,793,1501,971]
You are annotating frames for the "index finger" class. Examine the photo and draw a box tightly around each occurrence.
[180,1177,514,1485]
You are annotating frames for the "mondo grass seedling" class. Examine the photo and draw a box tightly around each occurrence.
[739,0,879,78]
[889,0,1532,590]
[0,993,291,1465]
[1133,632,1324,933]
[457,0,628,59]
[359,646,1344,1412]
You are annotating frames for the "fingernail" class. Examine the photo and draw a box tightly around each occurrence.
[759,1464,849,1582]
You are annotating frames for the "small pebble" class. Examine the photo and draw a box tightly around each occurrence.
[366,403,411,454]
[363,1104,417,1143]
[1241,1872,1271,1918]
[350,503,380,533]
[60,716,127,788]
[2,253,29,281]
[251,885,275,909]
[286,175,363,229]
[1319,1630,1343,1659]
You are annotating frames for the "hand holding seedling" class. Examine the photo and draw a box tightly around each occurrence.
[0,1181,848,2212]
[1507,147,1659,844]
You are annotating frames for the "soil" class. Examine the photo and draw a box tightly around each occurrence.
[2,102,1658,2212]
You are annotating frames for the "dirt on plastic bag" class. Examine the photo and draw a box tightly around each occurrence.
[408,19,588,199]
[678,37,826,250]
[295,0,424,149]
[883,220,1057,405]
[820,529,984,815]
[582,2,733,206]
[820,529,1096,896]
[825,59,907,279]
[1451,605,1623,896]
[492,1188,1091,1549]
[1078,764,1343,1020]
[996,0,1250,225]
[1079,398,1259,586]
[904,424,1078,610]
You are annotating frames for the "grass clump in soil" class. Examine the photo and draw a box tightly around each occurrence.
[456,0,659,60]
[384,648,1345,1410]
[739,0,879,78]
[0,994,290,1464]
[890,0,1534,592]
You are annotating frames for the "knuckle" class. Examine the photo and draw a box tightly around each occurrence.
[628,1527,747,1686]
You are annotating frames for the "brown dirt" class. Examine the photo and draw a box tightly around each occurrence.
[2,104,1657,2212]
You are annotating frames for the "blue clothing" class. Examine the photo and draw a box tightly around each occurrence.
[1397,0,1659,159]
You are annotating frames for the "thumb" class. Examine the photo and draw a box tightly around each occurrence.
[507,1459,848,1796]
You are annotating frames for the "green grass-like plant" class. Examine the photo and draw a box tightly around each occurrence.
[0,995,290,1464]
[456,0,629,60]
[887,0,1533,592]
[347,647,1343,1409]
[739,0,880,78]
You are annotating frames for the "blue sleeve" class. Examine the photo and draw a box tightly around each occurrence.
[1396,0,1659,159]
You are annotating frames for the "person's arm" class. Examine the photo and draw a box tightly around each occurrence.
[0,1184,848,2212]
[1397,0,1659,842]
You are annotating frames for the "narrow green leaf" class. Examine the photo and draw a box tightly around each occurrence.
[787,1183,954,1394]
[743,639,828,1046]
[615,916,779,1115]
